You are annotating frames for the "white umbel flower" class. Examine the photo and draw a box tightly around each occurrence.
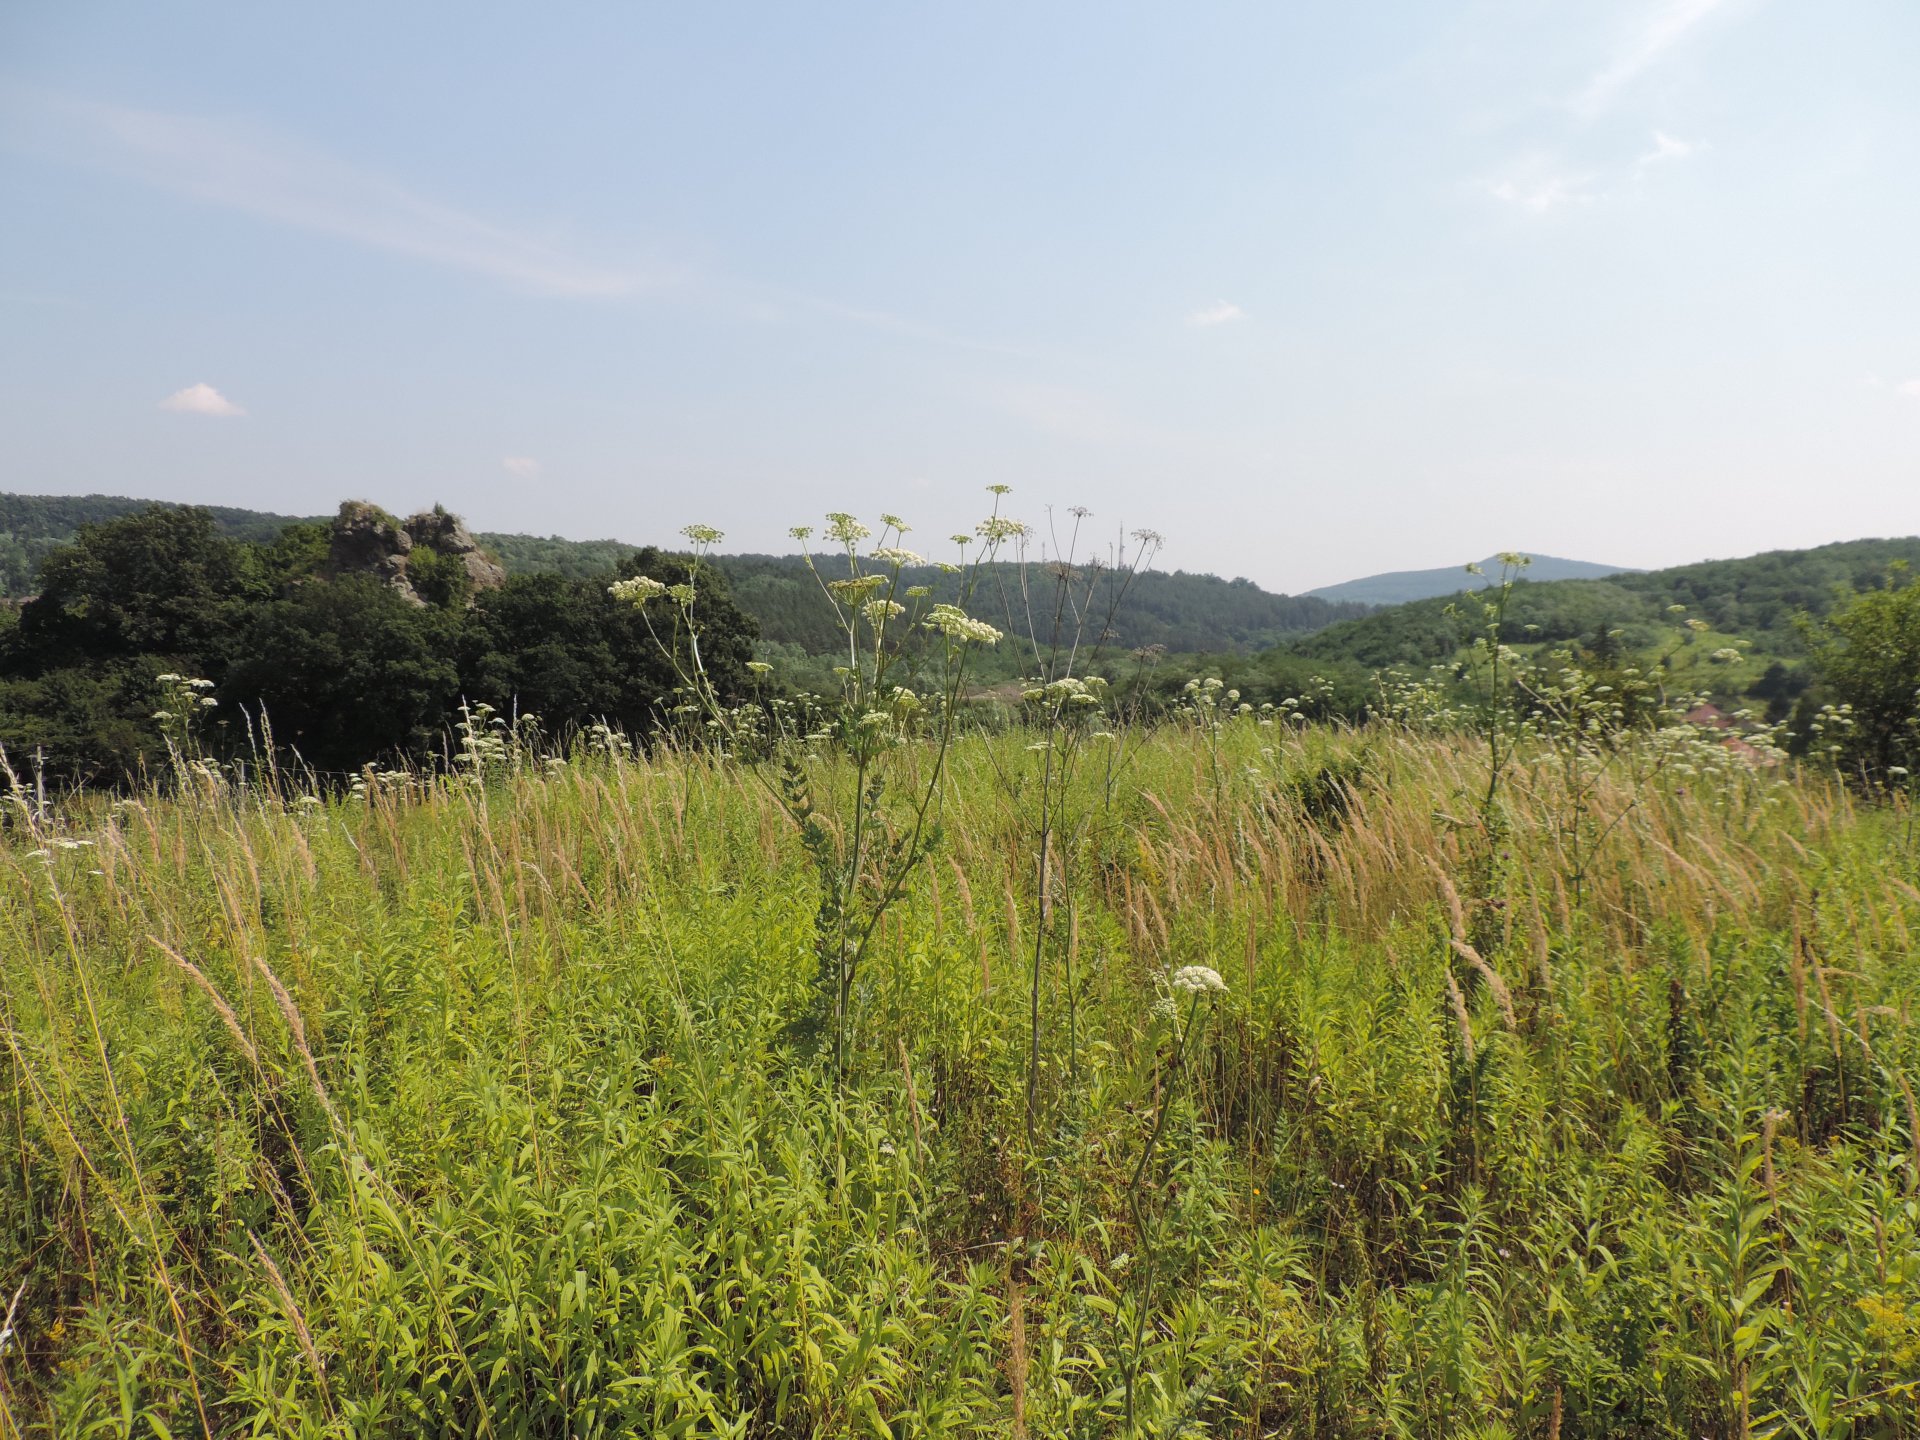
[1170,965,1227,995]
[922,604,1002,645]
[609,575,668,604]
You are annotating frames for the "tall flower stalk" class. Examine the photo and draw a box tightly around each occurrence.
[1120,963,1226,1431]
[977,506,1163,1146]
[613,505,1010,1090]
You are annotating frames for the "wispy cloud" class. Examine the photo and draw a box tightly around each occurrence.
[1188,301,1246,327]
[21,93,673,298]
[773,290,1054,360]
[1576,0,1734,114]
[9,87,1045,354]
[501,456,542,477]
[1487,129,1701,216]
[159,382,244,417]
[1636,129,1700,167]
[1487,171,1596,214]
[1899,379,1920,399]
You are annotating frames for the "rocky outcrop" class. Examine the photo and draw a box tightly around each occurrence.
[326,501,505,605]
[327,502,413,592]
[405,508,507,593]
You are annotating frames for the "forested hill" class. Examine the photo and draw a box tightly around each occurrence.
[1305,553,1632,605]
[0,493,316,595]
[0,492,616,596]
[718,555,1367,657]
[0,492,1368,650]
[1287,537,1920,671]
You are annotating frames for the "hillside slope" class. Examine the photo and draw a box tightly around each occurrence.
[1306,553,1632,605]
[1287,537,1920,700]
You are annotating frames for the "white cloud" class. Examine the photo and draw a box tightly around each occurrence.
[1488,173,1595,214]
[1899,379,1920,398]
[1637,130,1699,166]
[502,456,542,477]
[1576,0,1735,114]
[1188,301,1246,327]
[32,95,671,298]
[1488,132,1700,216]
[159,382,244,417]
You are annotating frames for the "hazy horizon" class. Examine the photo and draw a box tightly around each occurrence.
[4,1,1917,592]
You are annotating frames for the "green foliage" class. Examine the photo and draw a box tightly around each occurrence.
[1293,538,1920,681]
[0,508,278,783]
[4,715,1917,1436]
[0,660,166,787]
[1798,566,1920,779]
[474,530,636,580]
[10,506,271,666]
[401,541,473,610]
[220,575,464,773]
[0,505,765,786]
[614,513,1007,1080]
[2,494,1372,675]
[462,560,758,740]
[723,554,1367,662]
[0,492,313,597]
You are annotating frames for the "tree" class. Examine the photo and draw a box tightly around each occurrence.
[0,507,270,786]
[1801,567,1920,778]
[221,576,462,774]
[460,553,758,740]
[9,506,267,669]
[0,663,164,790]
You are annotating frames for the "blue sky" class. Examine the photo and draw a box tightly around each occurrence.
[2,0,1916,591]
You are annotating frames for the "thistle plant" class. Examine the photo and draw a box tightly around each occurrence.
[612,504,1010,1089]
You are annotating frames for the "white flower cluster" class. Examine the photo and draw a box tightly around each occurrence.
[861,598,906,628]
[827,574,887,602]
[1021,675,1104,707]
[975,517,1026,543]
[922,604,1002,645]
[608,575,669,605]
[1170,965,1227,994]
[824,512,872,545]
[870,546,925,567]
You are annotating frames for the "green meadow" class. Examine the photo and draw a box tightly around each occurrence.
[3,713,1918,1438]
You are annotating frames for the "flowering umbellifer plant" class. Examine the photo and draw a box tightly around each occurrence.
[612,497,1014,1088]
[972,505,1164,1145]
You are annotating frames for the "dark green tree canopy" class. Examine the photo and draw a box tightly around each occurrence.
[460,553,759,738]
[221,576,463,775]
[1799,566,1920,777]
[11,507,269,670]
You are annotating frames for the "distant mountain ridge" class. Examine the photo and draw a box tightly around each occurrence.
[1306,554,1635,606]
